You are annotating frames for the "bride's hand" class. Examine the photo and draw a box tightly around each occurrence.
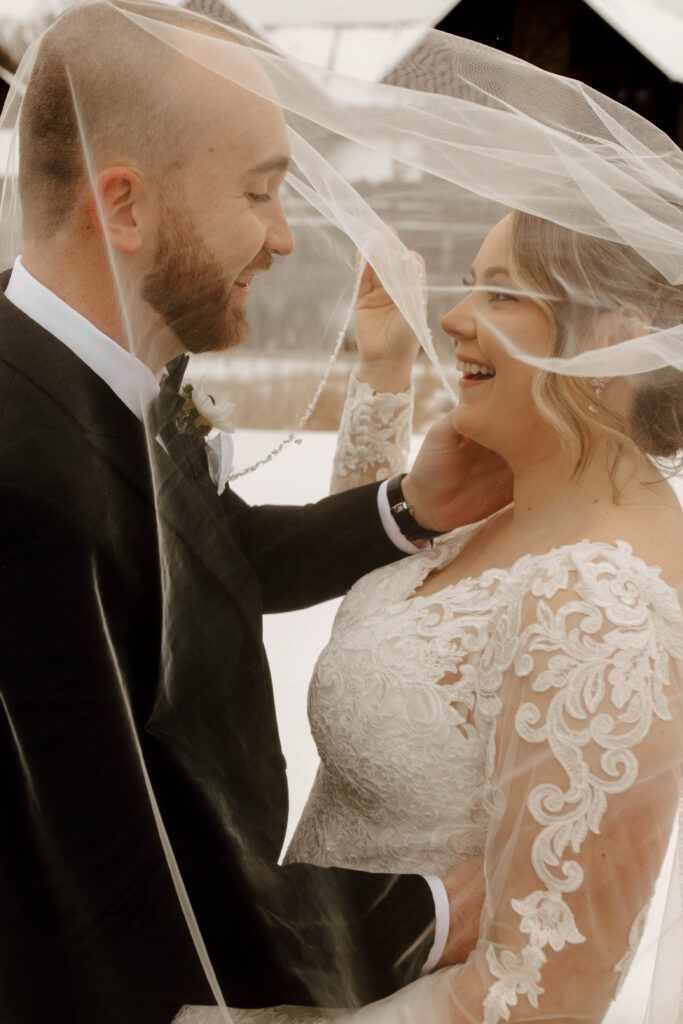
[402,412,514,533]
[353,249,423,394]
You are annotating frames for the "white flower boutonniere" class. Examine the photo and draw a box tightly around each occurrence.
[179,382,235,437]
[180,382,236,496]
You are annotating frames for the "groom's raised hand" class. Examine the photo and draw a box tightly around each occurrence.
[402,413,513,535]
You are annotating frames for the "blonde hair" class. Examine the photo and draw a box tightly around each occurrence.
[507,210,683,481]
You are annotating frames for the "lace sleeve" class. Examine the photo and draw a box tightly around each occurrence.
[343,549,683,1024]
[329,374,413,494]
[447,552,683,1024]
[468,562,681,1023]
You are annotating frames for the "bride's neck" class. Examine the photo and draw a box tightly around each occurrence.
[507,442,652,529]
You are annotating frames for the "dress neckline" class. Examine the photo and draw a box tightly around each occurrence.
[403,527,676,608]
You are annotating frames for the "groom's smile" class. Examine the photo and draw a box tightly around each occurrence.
[231,249,274,303]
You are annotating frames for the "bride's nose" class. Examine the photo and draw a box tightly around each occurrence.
[441,295,476,340]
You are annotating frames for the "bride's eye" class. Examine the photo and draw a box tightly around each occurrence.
[487,288,517,303]
[248,192,271,204]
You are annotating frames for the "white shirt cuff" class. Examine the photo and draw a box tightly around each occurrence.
[377,479,426,554]
[421,875,449,973]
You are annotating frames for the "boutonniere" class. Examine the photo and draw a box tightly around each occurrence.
[178,383,235,438]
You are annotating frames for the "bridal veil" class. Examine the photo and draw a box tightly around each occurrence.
[0,2,681,1021]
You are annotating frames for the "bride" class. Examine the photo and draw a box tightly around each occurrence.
[287,211,683,1024]
[179,206,683,1024]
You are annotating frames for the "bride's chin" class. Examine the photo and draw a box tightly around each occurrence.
[451,409,494,448]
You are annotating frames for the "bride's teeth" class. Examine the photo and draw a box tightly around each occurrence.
[456,359,495,376]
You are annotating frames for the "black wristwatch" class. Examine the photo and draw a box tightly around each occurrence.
[386,474,444,543]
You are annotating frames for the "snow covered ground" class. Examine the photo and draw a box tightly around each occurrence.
[234,428,683,1024]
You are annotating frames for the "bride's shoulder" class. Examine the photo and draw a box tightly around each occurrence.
[579,486,683,591]
[522,498,683,628]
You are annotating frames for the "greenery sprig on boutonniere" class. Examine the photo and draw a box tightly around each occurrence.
[176,382,236,439]
[177,383,213,438]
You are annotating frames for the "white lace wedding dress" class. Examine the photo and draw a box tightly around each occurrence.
[176,379,683,1024]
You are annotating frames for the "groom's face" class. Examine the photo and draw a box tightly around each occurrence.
[143,56,293,354]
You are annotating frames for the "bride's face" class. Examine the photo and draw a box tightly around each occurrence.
[441,214,555,459]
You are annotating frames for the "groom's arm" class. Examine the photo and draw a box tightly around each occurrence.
[170,828,438,1008]
[222,480,406,612]
[222,417,513,614]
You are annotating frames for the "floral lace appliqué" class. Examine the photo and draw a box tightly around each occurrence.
[330,375,412,488]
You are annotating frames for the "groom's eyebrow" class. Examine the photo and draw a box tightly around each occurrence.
[245,155,291,177]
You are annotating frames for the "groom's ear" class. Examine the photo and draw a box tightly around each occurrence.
[90,166,148,255]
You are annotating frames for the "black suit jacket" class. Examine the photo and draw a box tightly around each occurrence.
[0,289,435,1024]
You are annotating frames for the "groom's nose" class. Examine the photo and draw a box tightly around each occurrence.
[265,198,294,257]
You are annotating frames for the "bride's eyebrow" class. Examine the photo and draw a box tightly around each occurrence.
[465,265,511,284]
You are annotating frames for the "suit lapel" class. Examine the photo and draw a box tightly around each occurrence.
[0,288,262,629]
[150,442,263,629]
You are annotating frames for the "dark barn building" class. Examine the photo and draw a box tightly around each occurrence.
[432,0,683,144]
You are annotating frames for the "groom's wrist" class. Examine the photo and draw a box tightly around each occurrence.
[387,474,445,542]
[377,480,428,553]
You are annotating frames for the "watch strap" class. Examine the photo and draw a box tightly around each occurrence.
[386,473,444,542]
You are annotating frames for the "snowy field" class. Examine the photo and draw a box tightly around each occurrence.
[234,428,683,1024]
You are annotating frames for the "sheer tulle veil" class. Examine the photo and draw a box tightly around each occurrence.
[0,2,681,1022]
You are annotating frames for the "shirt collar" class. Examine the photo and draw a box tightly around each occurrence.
[5,256,160,421]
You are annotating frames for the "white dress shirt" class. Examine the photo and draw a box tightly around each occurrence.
[4,255,449,971]
[6,257,160,420]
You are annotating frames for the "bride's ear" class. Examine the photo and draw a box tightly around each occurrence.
[600,305,652,346]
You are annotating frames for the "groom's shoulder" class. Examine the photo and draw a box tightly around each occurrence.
[0,327,85,454]
[0,306,141,505]
[0,290,136,442]
[0,287,74,420]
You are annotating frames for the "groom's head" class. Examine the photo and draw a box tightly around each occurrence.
[19,0,293,355]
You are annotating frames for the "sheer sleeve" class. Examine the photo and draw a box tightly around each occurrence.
[344,545,683,1024]
[329,375,413,494]
[465,551,683,1024]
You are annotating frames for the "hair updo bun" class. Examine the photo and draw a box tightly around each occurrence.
[630,372,683,459]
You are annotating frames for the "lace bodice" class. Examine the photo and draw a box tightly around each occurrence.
[286,524,495,876]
